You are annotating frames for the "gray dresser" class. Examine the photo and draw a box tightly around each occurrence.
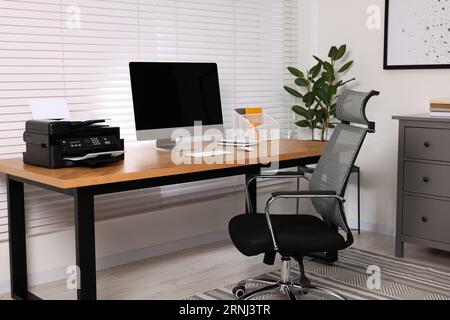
[393,114,450,257]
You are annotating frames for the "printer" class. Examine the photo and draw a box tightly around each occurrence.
[23,119,125,168]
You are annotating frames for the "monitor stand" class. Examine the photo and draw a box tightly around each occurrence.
[156,136,212,151]
[156,138,177,151]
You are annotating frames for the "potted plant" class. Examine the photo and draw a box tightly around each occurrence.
[284,44,355,141]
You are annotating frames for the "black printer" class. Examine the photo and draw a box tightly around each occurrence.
[23,119,125,168]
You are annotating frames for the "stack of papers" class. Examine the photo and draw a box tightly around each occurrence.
[218,139,258,147]
[185,150,232,158]
[430,98,450,117]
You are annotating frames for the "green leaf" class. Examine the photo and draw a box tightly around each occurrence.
[316,88,330,102]
[312,77,326,90]
[338,60,353,73]
[309,62,322,78]
[295,78,309,87]
[328,46,338,59]
[329,85,338,95]
[313,55,323,64]
[295,120,311,128]
[334,44,347,60]
[303,91,316,107]
[292,105,308,118]
[328,123,336,129]
[287,67,305,79]
[323,62,334,78]
[284,86,303,98]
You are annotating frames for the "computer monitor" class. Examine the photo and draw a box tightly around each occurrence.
[129,62,224,150]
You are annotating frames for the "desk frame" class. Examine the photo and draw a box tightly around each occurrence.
[7,156,321,300]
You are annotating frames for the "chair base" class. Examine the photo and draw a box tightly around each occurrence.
[233,257,346,301]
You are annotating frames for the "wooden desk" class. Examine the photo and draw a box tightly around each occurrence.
[0,139,324,300]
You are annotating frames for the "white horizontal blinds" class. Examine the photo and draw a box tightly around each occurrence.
[137,0,297,129]
[0,0,298,240]
[0,0,63,240]
[230,0,295,131]
[282,0,300,133]
[0,0,64,158]
[61,0,139,140]
[0,0,141,240]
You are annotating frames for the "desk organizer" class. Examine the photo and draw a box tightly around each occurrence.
[233,108,280,141]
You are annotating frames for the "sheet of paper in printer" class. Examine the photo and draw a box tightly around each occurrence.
[29,98,71,120]
[28,98,110,123]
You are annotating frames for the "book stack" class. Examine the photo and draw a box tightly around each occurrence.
[430,98,450,117]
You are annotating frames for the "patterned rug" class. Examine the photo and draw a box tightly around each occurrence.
[188,248,450,300]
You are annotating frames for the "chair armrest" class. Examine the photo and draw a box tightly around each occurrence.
[245,173,310,213]
[266,171,306,176]
[263,190,344,251]
[252,172,308,179]
[271,190,340,198]
[298,165,360,175]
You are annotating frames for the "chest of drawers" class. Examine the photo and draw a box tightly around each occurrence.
[393,114,450,257]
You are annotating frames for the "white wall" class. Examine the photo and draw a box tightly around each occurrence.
[298,0,450,234]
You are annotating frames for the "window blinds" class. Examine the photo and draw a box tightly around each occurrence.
[0,0,298,239]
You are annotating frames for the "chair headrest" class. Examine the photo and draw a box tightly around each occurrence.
[336,90,379,129]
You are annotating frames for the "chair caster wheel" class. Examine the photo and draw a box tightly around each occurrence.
[232,285,246,298]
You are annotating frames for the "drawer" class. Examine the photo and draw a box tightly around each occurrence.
[404,161,450,198]
[403,195,450,244]
[405,127,450,162]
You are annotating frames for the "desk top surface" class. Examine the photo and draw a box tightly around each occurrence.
[0,139,325,189]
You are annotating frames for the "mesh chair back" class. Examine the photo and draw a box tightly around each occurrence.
[309,90,379,231]
[337,90,374,126]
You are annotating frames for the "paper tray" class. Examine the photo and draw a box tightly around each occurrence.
[63,150,125,162]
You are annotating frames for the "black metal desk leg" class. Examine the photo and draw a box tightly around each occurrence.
[7,177,28,299]
[245,173,257,213]
[74,188,97,300]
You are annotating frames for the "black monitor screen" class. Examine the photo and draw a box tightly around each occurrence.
[129,62,223,131]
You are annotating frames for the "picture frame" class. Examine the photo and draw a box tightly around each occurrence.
[384,0,450,69]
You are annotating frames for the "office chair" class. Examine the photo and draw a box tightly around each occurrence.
[228,89,379,300]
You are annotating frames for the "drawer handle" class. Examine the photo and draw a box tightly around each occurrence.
[422,177,430,183]
[424,141,431,148]
[421,216,428,223]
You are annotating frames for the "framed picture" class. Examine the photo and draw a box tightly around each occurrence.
[384,0,450,69]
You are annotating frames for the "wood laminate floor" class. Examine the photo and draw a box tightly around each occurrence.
[1,232,449,300]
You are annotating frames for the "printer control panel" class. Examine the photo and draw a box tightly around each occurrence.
[58,136,119,153]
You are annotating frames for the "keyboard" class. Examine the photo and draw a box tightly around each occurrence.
[185,150,233,158]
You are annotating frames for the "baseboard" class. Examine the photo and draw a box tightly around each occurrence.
[300,211,396,237]
[96,229,229,270]
[347,218,395,236]
[0,229,229,296]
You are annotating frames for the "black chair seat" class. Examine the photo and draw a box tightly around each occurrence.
[229,214,347,257]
